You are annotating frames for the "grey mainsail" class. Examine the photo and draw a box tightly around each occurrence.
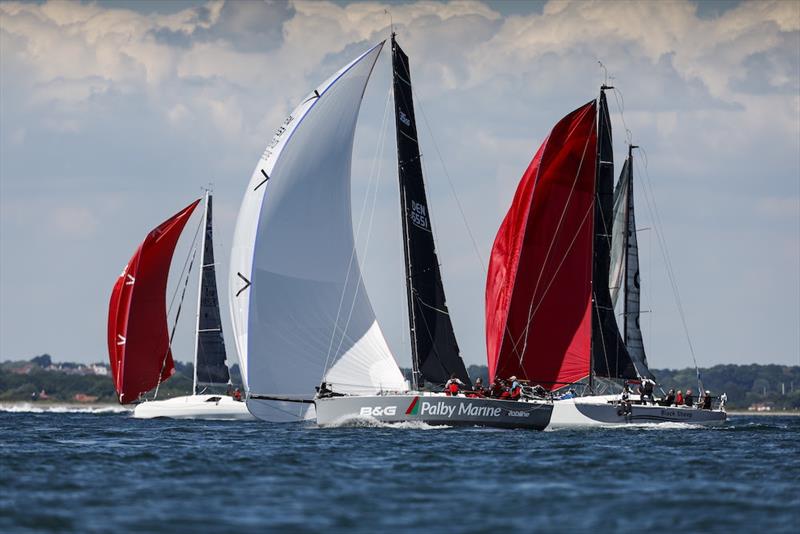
[610,147,654,380]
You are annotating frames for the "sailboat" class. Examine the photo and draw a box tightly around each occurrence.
[485,87,725,427]
[108,192,253,420]
[229,36,553,429]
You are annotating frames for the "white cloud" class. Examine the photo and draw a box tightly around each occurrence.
[0,0,797,367]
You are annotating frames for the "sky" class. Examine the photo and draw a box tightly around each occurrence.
[1,0,798,371]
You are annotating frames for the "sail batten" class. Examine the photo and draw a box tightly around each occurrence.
[591,91,636,380]
[194,193,230,392]
[610,149,654,379]
[391,35,471,389]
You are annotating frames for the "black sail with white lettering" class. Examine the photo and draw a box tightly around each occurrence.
[591,90,637,380]
[391,35,471,388]
[195,194,230,389]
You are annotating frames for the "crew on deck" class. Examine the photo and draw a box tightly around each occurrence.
[509,376,522,400]
[685,389,695,407]
[468,377,486,398]
[444,374,464,396]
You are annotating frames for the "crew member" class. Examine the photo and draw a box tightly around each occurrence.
[489,378,505,398]
[509,376,522,400]
[685,389,695,407]
[444,373,464,396]
[701,390,712,410]
[675,390,684,406]
[233,388,242,402]
[469,377,486,398]
[662,389,676,406]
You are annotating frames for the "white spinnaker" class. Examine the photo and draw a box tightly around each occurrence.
[229,42,406,421]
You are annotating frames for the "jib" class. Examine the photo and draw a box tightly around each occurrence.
[360,406,397,417]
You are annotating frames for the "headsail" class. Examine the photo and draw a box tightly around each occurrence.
[108,199,200,403]
[591,90,636,381]
[229,42,406,421]
[486,101,597,390]
[194,192,230,391]
[391,35,471,389]
[610,147,655,379]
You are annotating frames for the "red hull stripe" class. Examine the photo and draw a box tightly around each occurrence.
[405,396,420,415]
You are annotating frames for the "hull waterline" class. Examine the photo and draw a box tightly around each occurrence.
[133,394,255,420]
[315,393,552,430]
[548,396,726,429]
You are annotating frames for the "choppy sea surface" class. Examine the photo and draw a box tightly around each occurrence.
[1,405,798,533]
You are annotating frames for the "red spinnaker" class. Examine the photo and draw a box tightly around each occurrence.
[486,102,597,390]
[107,200,200,403]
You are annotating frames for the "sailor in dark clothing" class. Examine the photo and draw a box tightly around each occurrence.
[469,377,486,398]
[489,378,506,398]
[701,390,713,410]
[684,389,695,407]
[639,379,655,405]
[662,389,676,406]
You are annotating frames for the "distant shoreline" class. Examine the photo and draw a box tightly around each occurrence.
[727,410,800,416]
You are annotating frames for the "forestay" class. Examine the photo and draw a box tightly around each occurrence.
[229,42,406,419]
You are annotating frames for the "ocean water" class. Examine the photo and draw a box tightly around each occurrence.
[1,407,798,533]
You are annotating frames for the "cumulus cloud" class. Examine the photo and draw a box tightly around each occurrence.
[0,0,797,367]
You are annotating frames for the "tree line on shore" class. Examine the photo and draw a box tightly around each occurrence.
[1,355,798,410]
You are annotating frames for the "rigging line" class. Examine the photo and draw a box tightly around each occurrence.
[154,245,198,400]
[407,74,487,272]
[511,113,596,364]
[329,87,392,368]
[321,84,393,380]
[633,155,703,391]
[414,293,457,384]
[166,211,203,317]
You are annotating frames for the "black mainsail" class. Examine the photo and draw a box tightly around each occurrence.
[610,146,655,379]
[391,35,471,389]
[591,88,637,381]
[194,192,231,391]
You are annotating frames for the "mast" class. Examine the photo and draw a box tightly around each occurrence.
[192,190,210,395]
[390,33,471,390]
[591,86,636,383]
[393,33,421,390]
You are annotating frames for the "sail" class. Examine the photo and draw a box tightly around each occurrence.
[486,101,597,390]
[107,199,200,403]
[591,91,636,380]
[391,36,471,389]
[609,163,628,307]
[194,193,230,390]
[229,42,406,420]
[611,152,655,379]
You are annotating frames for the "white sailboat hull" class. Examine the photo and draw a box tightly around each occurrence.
[315,393,553,430]
[133,394,255,420]
[547,395,726,429]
